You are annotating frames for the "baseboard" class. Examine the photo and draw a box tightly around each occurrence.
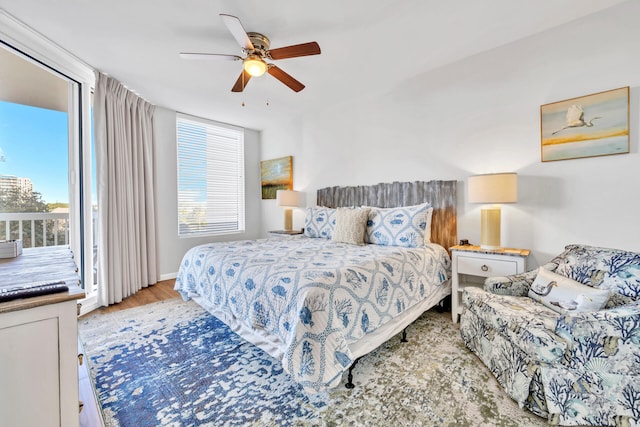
[160,272,177,281]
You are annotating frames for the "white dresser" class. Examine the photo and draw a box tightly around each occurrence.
[450,245,529,323]
[0,246,84,427]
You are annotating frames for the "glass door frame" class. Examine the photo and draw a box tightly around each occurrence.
[1,11,99,314]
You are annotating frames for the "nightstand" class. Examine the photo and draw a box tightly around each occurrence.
[268,229,303,237]
[450,245,530,323]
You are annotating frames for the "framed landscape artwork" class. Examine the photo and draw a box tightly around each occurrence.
[540,86,629,162]
[260,156,293,199]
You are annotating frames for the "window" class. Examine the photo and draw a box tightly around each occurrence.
[176,113,245,237]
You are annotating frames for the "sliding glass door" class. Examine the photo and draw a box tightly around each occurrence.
[0,41,98,307]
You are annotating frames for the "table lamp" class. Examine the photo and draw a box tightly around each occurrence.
[468,173,518,249]
[276,190,301,231]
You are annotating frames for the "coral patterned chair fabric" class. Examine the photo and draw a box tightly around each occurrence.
[460,244,640,426]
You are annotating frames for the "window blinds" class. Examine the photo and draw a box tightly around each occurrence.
[176,113,245,237]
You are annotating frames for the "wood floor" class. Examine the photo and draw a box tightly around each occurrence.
[78,279,179,427]
[84,279,180,317]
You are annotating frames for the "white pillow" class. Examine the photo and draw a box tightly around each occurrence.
[331,207,370,245]
[528,268,610,314]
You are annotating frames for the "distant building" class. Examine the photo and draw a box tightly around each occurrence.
[0,175,33,194]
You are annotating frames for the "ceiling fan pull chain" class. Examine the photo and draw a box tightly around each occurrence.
[241,71,246,106]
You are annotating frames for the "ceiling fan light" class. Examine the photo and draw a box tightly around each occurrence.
[244,56,267,77]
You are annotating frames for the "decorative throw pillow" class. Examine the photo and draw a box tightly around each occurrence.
[528,268,610,314]
[365,203,433,247]
[303,207,337,239]
[331,207,371,245]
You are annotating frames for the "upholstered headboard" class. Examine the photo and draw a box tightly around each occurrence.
[316,180,457,250]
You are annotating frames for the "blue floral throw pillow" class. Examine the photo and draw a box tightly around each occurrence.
[365,203,433,247]
[303,207,337,239]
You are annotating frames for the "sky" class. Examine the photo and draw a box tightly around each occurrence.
[0,100,69,203]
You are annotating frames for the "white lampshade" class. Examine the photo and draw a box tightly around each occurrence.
[468,173,518,204]
[468,173,518,250]
[276,190,301,208]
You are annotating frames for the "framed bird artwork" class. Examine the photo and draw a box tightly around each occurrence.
[540,86,629,162]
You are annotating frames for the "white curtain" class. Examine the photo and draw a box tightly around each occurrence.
[94,72,158,305]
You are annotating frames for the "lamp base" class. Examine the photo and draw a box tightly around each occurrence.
[283,208,293,231]
[480,206,501,250]
[480,244,501,250]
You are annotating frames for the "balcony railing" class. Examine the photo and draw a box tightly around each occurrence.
[0,212,70,247]
[0,212,100,295]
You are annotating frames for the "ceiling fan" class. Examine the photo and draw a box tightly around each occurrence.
[180,14,321,93]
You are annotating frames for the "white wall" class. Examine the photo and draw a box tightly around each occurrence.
[260,1,640,268]
[154,107,262,278]
[259,122,307,234]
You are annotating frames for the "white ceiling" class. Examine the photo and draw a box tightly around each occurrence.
[0,0,628,131]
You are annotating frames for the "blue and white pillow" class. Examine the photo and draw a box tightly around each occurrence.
[365,203,433,247]
[303,207,337,239]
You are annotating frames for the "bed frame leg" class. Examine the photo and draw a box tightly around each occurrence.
[436,295,451,313]
[344,326,409,389]
[345,357,362,389]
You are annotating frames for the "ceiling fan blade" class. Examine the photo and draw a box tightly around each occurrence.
[268,42,321,60]
[220,14,254,51]
[179,52,242,61]
[267,65,305,92]
[231,70,252,92]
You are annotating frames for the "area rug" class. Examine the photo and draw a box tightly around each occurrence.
[79,298,547,427]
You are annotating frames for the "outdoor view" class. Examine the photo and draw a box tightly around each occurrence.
[1,44,99,295]
[0,100,69,247]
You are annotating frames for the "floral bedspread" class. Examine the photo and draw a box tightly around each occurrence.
[175,236,451,393]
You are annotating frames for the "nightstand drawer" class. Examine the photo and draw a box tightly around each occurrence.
[456,255,519,277]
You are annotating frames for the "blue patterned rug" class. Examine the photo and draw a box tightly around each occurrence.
[79,298,547,427]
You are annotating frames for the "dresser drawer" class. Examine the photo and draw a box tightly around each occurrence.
[456,255,519,277]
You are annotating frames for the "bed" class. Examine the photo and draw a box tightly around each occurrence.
[175,180,457,393]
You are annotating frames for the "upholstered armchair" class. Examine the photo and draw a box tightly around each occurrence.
[460,244,640,426]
